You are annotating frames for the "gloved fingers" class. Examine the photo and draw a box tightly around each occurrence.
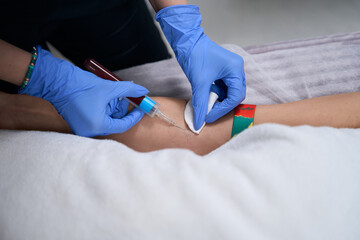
[206,76,245,123]
[110,99,130,119]
[205,99,235,123]
[104,81,149,101]
[192,85,211,131]
[106,107,145,134]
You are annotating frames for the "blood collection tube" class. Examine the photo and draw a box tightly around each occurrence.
[83,57,191,135]
[84,58,161,117]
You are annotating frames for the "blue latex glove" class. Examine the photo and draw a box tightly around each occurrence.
[156,5,246,130]
[19,45,149,137]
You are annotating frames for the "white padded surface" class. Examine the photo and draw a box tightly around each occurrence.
[1,125,360,240]
[1,32,360,240]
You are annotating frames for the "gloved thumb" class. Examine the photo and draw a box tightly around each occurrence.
[192,85,211,131]
[205,98,235,124]
[110,98,129,119]
[106,107,145,134]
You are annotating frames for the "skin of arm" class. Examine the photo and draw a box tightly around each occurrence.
[1,92,359,155]
[97,97,233,155]
[0,39,32,86]
[254,92,360,128]
[148,0,188,12]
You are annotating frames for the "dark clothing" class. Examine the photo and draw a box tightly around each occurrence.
[0,0,170,93]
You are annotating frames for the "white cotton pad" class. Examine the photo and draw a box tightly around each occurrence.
[184,92,219,134]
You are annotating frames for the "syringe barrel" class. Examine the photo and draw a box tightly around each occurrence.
[84,58,158,117]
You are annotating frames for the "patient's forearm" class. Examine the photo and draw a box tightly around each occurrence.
[0,92,232,155]
[0,92,71,133]
[98,97,233,155]
[101,92,360,155]
[1,92,359,155]
[254,92,360,128]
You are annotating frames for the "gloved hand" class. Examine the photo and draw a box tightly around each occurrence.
[156,5,246,130]
[19,45,148,137]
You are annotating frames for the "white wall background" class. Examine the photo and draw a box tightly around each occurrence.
[151,0,360,48]
[53,0,360,59]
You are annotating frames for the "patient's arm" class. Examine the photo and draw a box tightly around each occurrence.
[0,92,233,155]
[1,92,359,155]
[0,92,71,133]
[98,92,360,154]
[255,92,360,128]
[97,97,233,155]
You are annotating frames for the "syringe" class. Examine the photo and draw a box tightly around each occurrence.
[84,58,188,132]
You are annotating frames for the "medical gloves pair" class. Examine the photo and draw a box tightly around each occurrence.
[19,45,148,137]
[156,5,246,130]
[20,5,245,137]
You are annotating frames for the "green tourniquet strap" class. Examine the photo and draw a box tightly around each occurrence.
[231,116,254,138]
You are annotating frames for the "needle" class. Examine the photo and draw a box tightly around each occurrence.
[156,110,193,134]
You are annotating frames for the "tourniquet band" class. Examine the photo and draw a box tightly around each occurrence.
[231,104,256,138]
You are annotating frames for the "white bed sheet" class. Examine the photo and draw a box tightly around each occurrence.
[1,32,360,239]
[1,125,360,240]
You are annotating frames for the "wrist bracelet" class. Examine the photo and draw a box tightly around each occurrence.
[20,46,38,90]
[231,104,256,138]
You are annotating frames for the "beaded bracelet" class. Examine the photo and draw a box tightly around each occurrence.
[20,46,38,90]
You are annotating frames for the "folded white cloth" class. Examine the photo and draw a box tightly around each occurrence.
[115,32,360,105]
[1,124,360,240]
